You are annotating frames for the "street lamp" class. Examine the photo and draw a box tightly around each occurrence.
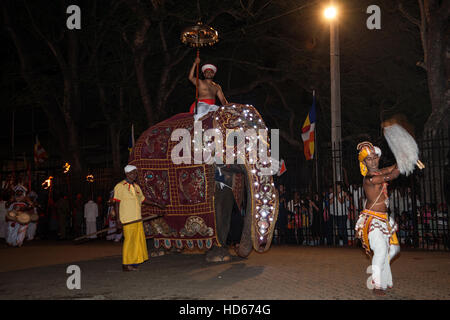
[324,3,342,185]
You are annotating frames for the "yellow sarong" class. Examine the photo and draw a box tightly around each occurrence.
[122,221,148,265]
[357,209,399,256]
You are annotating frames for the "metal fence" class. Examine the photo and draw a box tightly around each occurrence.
[274,129,450,251]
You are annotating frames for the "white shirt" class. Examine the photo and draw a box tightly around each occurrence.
[84,201,98,222]
[329,192,349,216]
[350,186,364,210]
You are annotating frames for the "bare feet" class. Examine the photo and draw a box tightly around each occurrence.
[373,288,386,296]
[122,265,138,272]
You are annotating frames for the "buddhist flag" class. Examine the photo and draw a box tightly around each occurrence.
[277,159,287,176]
[128,124,135,154]
[301,93,316,160]
[34,136,48,164]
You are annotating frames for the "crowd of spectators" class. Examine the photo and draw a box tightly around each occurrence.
[0,185,116,243]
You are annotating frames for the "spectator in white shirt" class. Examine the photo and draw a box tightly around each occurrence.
[84,199,98,239]
[329,183,350,246]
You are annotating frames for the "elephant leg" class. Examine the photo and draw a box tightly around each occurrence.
[146,238,166,257]
[205,184,234,262]
[214,183,235,246]
[237,174,253,258]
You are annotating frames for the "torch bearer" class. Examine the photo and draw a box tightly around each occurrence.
[180,21,219,115]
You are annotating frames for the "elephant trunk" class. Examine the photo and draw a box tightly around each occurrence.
[237,183,253,258]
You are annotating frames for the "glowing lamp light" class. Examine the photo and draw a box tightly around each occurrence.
[324,6,337,20]
[86,174,94,183]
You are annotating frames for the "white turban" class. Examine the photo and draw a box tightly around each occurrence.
[201,64,217,74]
[124,165,137,173]
[13,185,27,193]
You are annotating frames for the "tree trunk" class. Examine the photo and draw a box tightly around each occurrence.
[62,31,84,173]
[134,53,155,126]
[423,15,450,132]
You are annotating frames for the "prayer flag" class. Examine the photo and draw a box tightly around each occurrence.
[34,136,48,164]
[301,93,316,160]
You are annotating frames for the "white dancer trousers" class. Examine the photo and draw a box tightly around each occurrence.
[7,222,28,246]
[368,227,400,290]
[27,222,37,240]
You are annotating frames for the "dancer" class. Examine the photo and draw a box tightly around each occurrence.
[26,191,39,241]
[355,142,401,295]
[6,185,32,247]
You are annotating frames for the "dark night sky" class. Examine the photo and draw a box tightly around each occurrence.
[0,0,432,172]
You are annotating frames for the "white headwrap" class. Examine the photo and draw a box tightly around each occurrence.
[13,185,28,193]
[124,165,137,173]
[201,64,217,74]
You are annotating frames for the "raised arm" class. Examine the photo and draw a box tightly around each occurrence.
[379,163,398,175]
[365,167,400,185]
[189,58,200,85]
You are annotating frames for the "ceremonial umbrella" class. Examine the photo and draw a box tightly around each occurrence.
[180,21,219,114]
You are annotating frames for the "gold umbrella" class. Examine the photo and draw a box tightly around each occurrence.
[181,22,219,113]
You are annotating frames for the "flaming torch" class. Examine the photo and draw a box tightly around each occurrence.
[63,162,71,174]
[42,176,53,190]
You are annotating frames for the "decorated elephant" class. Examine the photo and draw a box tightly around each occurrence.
[128,103,279,262]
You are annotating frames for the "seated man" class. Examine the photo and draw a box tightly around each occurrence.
[189,58,228,121]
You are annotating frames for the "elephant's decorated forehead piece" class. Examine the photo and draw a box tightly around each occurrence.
[201,64,217,74]
[357,141,382,176]
[124,164,137,173]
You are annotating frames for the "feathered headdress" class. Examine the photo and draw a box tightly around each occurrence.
[357,141,382,176]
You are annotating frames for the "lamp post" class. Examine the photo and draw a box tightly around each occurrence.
[324,3,342,185]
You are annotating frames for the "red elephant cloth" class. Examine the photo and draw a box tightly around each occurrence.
[128,112,218,251]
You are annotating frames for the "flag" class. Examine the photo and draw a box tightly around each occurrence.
[301,92,316,160]
[34,136,48,164]
[277,159,287,176]
[128,124,135,154]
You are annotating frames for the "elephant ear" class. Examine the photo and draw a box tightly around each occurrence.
[232,173,245,211]
[213,104,279,252]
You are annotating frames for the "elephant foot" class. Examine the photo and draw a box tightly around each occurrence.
[205,246,231,263]
[150,250,165,257]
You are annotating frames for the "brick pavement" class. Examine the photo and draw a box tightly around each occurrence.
[0,240,449,300]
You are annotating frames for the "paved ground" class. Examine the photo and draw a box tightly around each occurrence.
[0,239,449,300]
